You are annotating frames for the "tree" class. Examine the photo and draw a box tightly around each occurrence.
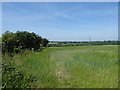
[2,31,47,53]
[15,31,42,50]
[2,31,16,53]
[41,38,49,47]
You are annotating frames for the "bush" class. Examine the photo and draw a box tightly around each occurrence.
[2,63,37,88]
[2,31,49,53]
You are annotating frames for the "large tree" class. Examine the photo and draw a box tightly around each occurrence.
[2,31,48,53]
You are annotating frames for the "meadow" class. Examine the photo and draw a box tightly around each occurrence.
[3,45,118,88]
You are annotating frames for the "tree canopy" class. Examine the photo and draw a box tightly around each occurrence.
[2,31,49,53]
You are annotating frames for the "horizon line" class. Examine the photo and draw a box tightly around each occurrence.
[49,40,118,42]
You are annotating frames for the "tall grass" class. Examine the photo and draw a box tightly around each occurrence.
[3,45,118,88]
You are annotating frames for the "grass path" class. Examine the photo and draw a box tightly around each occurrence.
[50,51,71,87]
[12,45,118,88]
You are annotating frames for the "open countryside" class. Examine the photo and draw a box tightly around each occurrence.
[2,2,118,88]
[3,45,118,88]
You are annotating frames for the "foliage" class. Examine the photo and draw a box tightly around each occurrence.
[41,38,49,47]
[48,41,118,47]
[2,31,49,53]
[1,31,49,88]
[2,31,16,53]
[2,62,37,88]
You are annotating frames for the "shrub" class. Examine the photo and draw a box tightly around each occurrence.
[2,63,37,88]
[2,31,49,53]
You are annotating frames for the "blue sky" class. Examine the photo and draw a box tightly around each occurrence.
[2,2,118,41]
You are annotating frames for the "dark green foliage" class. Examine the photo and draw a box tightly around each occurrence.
[48,41,118,47]
[2,63,36,88]
[2,31,49,53]
[15,31,42,51]
[41,38,49,47]
[2,31,16,53]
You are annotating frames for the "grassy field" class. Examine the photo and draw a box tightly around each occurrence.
[6,45,118,88]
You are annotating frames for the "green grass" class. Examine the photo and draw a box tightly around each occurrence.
[6,45,118,88]
[48,42,59,44]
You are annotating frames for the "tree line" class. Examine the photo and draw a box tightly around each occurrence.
[48,41,119,47]
[2,31,49,53]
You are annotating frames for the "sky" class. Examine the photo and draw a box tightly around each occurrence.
[2,2,118,41]
[2,0,120,2]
